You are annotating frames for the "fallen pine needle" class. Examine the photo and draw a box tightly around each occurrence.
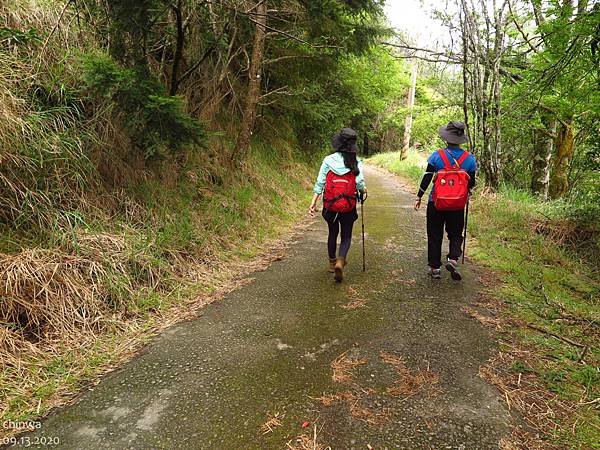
[260,412,284,434]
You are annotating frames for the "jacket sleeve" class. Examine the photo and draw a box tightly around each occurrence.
[356,160,366,192]
[313,159,329,195]
[417,164,436,198]
[467,156,477,190]
[468,171,476,190]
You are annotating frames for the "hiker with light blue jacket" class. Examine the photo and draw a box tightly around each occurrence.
[309,128,367,282]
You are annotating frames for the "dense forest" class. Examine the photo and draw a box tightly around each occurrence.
[1,0,598,448]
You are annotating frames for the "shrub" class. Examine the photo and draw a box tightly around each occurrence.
[80,53,205,158]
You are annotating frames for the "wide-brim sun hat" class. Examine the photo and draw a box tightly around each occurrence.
[331,127,358,153]
[439,121,468,145]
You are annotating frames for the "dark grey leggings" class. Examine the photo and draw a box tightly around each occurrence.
[322,209,358,259]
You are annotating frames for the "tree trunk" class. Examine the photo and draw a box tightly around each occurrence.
[169,0,184,96]
[459,0,507,190]
[549,119,575,199]
[401,63,418,160]
[531,112,556,199]
[460,8,474,151]
[232,2,267,163]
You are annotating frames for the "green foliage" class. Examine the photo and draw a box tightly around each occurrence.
[270,47,408,154]
[80,53,204,158]
[301,0,389,54]
[410,72,462,147]
[81,0,165,68]
[469,191,599,448]
[0,93,95,235]
[368,149,427,182]
[1,0,398,432]
[372,150,600,449]
[0,27,42,47]
[496,0,600,204]
[337,48,409,148]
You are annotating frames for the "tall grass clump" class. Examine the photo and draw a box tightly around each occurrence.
[0,55,95,237]
[0,1,312,431]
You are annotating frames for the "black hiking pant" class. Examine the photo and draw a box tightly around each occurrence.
[426,202,465,269]
[322,208,358,260]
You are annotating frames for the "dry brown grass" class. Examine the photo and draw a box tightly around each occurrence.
[286,424,330,450]
[380,351,440,398]
[532,219,597,251]
[461,305,504,330]
[314,390,358,407]
[480,350,574,450]
[0,213,313,438]
[348,403,390,426]
[464,286,594,450]
[0,227,171,349]
[340,299,367,310]
[317,352,394,427]
[260,412,284,435]
[340,286,367,310]
[331,352,367,384]
[316,350,441,427]
[316,388,390,426]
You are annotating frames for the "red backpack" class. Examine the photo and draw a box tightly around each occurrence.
[323,171,357,213]
[432,149,471,211]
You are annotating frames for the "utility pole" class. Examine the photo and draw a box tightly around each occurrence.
[401,62,418,160]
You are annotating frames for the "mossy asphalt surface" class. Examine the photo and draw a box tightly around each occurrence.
[13,167,512,449]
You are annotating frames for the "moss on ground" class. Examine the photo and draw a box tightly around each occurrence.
[0,136,316,433]
[368,150,600,449]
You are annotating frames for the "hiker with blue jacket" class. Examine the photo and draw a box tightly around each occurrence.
[309,128,367,282]
[414,121,477,280]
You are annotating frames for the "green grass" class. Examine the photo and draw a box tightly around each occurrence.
[368,148,427,183]
[368,150,600,449]
[0,135,314,432]
[1,4,320,431]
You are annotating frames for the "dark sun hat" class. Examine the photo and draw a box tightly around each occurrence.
[332,127,358,153]
[439,121,468,145]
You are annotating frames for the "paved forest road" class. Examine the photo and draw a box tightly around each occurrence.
[17,167,511,449]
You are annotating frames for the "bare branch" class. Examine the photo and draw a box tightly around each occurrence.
[264,54,314,65]
[247,16,342,49]
[507,0,542,55]
[383,41,461,62]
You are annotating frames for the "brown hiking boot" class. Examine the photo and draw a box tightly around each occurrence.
[334,257,346,282]
[328,258,336,273]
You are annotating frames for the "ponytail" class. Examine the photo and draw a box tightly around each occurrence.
[341,151,360,176]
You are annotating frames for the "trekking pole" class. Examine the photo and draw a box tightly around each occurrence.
[360,192,368,272]
[462,196,470,264]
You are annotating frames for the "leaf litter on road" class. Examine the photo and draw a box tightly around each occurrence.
[341,286,367,310]
[331,351,368,384]
[380,351,440,398]
[286,422,331,450]
[260,412,284,434]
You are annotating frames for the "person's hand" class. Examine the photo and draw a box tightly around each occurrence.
[360,188,368,202]
[414,197,422,211]
[308,203,317,217]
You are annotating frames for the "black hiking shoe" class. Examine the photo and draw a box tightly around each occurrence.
[428,267,441,279]
[445,259,462,281]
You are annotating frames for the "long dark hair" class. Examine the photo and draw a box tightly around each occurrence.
[341,150,360,176]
